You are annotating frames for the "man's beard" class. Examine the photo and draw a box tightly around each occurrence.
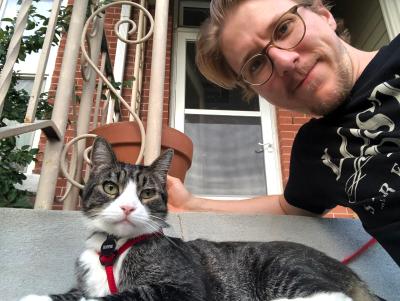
[309,46,354,117]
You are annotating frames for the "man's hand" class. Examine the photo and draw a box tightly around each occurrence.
[167,175,198,211]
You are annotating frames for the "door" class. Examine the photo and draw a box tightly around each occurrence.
[173,30,282,198]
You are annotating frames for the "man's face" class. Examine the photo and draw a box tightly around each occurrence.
[220,0,354,116]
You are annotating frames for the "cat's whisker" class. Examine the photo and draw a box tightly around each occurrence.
[130,217,173,237]
[146,213,167,221]
[147,214,170,227]
[142,225,187,255]
[93,210,181,246]
[137,219,189,255]
[131,215,166,231]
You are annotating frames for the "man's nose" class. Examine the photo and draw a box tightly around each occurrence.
[266,47,299,77]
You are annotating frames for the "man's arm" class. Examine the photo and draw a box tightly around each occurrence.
[167,176,323,217]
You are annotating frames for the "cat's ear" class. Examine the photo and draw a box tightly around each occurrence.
[149,148,174,182]
[90,137,118,170]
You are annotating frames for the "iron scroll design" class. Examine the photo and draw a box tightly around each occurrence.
[61,1,154,190]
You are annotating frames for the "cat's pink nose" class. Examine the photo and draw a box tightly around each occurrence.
[120,205,135,215]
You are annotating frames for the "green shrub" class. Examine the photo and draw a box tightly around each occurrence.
[0,0,70,208]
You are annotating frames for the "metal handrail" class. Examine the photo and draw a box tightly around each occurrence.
[0,0,33,115]
[34,0,90,209]
[25,0,63,123]
[0,0,166,210]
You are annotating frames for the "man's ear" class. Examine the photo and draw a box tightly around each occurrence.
[313,0,337,31]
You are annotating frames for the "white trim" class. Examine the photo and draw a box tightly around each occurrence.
[173,29,194,131]
[259,99,283,194]
[178,0,209,27]
[170,1,211,127]
[108,4,131,123]
[173,26,201,33]
[185,109,261,117]
[379,0,400,40]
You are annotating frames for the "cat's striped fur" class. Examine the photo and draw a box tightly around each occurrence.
[21,137,379,301]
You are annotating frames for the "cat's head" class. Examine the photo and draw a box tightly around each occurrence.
[81,137,173,238]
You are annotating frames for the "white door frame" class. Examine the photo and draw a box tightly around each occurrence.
[379,0,400,39]
[171,28,283,195]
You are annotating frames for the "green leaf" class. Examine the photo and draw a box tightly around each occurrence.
[11,196,33,209]
[7,189,17,203]
[26,20,36,30]
[1,17,14,23]
[29,148,39,155]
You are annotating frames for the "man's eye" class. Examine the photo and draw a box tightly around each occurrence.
[103,181,119,196]
[274,19,294,40]
[249,56,266,74]
[140,189,155,200]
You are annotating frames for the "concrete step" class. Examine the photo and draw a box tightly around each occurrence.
[1,208,398,300]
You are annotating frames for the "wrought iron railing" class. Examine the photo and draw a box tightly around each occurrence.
[0,0,169,209]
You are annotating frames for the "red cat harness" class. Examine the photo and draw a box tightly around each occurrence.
[99,232,161,294]
[98,231,376,294]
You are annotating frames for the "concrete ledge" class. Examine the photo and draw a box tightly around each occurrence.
[0,208,398,301]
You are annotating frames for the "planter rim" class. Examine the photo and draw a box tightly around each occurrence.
[89,121,193,163]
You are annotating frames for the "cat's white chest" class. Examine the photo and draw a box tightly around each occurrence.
[79,249,127,297]
[79,250,110,297]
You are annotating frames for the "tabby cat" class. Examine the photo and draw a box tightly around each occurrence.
[21,137,379,301]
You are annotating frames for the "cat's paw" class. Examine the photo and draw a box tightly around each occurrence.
[19,295,52,301]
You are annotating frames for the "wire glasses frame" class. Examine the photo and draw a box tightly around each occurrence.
[238,4,311,86]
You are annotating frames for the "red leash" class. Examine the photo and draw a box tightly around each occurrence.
[99,232,161,294]
[341,237,377,265]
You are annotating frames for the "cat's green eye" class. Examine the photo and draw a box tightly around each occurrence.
[140,189,155,200]
[103,181,119,196]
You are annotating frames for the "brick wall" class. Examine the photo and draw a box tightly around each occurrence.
[276,108,355,219]
[276,108,310,186]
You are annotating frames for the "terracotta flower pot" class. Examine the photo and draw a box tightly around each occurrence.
[89,121,193,183]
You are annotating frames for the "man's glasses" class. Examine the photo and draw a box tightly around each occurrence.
[238,4,311,86]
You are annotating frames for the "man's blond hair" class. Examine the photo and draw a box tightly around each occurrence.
[196,0,350,99]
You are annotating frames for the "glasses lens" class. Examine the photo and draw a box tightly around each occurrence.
[242,54,272,85]
[273,12,305,49]
[240,6,306,86]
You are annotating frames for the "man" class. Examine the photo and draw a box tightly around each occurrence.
[167,0,400,266]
